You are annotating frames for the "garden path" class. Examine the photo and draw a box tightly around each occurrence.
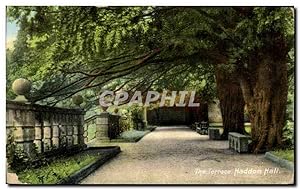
[80,126,294,184]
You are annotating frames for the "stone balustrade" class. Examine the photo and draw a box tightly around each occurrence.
[6,101,85,157]
[84,112,121,142]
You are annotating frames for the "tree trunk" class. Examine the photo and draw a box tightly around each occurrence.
[239,33,288,153]
[215,67,246,140]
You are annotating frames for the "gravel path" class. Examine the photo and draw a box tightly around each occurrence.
[80,126,294,184]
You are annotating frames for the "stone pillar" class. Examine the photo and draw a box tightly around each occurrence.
[143,106,148,127]
[96,112,110,140]
[13,109,36,158]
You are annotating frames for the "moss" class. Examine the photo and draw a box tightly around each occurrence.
[17,152,103,184]
[271,149,294,162]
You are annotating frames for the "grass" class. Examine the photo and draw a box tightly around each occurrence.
[146,125,157,131]
[271,149,294,162]
[119,129,150,142]
[245,126,251,134]
[209,123,252,134]
[17,152,103,184]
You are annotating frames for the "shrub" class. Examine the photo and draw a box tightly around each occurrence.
[118,106,147,132]
[119,116,132,132]
[6,133,44,172]
[118,109,133,132]
[131,106,146,130]
[282,120,294,149]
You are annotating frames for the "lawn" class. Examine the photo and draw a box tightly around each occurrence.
[245,126,251,134]
[271,149,294,162]
[209,123,252,134]
[17,152,105,184]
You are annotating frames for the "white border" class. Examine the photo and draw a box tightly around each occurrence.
[2,0,298,6]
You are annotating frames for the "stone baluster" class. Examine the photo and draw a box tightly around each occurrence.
[43,112,52,152]
[66,114,74,147]
[34,113,43,153]
[52,113,60,149]
[7,95,86,158]
[13,109,36,157]
[6,109,15,144]
[59,114,67,147]
[71,115,78,145]
[73,124,78,145]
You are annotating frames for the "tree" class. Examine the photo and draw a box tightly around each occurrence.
[7,6,294,152]
[229,7,294,152]
[215,66,246,139]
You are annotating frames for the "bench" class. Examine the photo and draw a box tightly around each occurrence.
[208,128,221,140]
[196,121,209,135]
[191,122,199,130]
[228,132,251,153]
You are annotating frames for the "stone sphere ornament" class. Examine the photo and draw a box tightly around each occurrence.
[12,78,31,95]
[12,78,31,102]
[72,95,84,107]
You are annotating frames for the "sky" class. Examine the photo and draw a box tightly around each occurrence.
[6,20,19,49]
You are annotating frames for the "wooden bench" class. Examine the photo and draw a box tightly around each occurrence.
[228,132,251,153]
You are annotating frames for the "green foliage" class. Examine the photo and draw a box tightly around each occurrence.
[286,90,294,121]
[245,126,251,134]
[119,115,133,132]
[282,120,294,148]
[228,7,294,66]
[131,106,146,130]
[17,153,101,184]
[117,106,146,131]
[6,7,294,111]
[271,149,294,162]
[119,130,150,142]
[6,133,43,173]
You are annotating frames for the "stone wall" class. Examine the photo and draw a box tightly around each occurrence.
[147,106,208,125]
[84,112,121,142]
[6,101,85,157]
